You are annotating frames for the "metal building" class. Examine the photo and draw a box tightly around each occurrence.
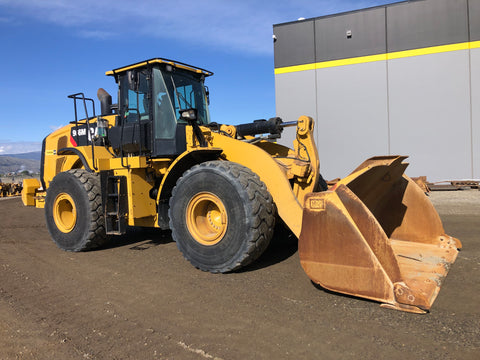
[273,0,480,181]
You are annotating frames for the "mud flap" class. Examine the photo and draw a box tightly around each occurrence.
[298,156,461,313]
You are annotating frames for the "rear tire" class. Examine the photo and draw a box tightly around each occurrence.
[169,161,275,273]
[45,169,107,251]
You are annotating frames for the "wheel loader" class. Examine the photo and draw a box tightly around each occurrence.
[1,182,22,197]
[22,58,461,314]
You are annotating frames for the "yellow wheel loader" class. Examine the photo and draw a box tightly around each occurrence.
[22,58,461,313]
[0,182,22,197]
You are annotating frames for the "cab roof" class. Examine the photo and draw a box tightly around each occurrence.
[105,58,214,77]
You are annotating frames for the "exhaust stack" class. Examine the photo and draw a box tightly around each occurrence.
[97,88,112,115]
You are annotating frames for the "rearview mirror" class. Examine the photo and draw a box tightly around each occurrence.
[180,108,198,122]
[205,86,210,105]
[127,70,138,91]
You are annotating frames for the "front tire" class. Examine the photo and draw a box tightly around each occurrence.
[45,169,107,251]
[169,161,275,273]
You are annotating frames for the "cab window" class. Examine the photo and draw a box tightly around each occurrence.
[153,68,177,139]
[120,70,150,123]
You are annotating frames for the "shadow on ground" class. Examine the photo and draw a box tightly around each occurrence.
[240,222,299,273]
[98,227,174,251]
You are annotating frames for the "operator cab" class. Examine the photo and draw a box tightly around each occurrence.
[104,58,213,157]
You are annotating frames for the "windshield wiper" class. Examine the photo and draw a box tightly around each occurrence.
[170,74,192,111]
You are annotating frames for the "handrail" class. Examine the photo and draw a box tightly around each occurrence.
[67,93,98,171]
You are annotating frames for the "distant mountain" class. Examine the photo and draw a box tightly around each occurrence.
[0,151,42,161]
[0,152,40,175]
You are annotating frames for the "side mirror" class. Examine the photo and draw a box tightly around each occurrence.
[180,108,198,122]
[205,86,210,105]
[127,70,138,91]
[180,108,207,147]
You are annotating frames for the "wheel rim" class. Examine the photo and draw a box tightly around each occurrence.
[53,193,77,233]
[186,192,228,246]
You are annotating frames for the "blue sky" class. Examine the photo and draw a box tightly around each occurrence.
[0,0,397,154]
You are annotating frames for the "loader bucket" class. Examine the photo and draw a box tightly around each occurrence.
[298,156,461,313]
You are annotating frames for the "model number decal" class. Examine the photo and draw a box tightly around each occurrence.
[72,126,97,139]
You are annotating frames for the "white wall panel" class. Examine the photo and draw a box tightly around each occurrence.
[388,50,472,180]
[315,61,389,180]
[275,70,318,150]
[470,47,480,178]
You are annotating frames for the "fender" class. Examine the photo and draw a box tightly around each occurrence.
[58,147,94,172]
[209,133,304,237]
[156,148,223,228]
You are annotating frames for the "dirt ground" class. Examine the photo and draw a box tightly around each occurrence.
[0,191,479,360]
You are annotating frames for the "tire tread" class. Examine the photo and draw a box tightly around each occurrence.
[47,169,107,251]
[169,161,275,273]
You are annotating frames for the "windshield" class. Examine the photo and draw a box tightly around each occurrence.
[153,67,210,136]
[167,69,210,125]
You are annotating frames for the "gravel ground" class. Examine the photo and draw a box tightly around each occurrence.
[429,189,480,215]
[0,190,478,359]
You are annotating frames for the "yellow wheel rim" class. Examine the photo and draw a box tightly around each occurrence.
[186,192,228,246]
[53,193,77,233]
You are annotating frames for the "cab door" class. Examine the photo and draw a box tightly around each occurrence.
[110,69,153,155]
[151,68,187,157]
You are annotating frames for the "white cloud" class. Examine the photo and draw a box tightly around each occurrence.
[0,0,396,55]
[0,141,42,155]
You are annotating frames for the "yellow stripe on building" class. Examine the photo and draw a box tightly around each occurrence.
[387,42,470,60]
[274,41,480,75]
[315,53,387,69]
[469,40,480,49]
[274,63,316,74]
